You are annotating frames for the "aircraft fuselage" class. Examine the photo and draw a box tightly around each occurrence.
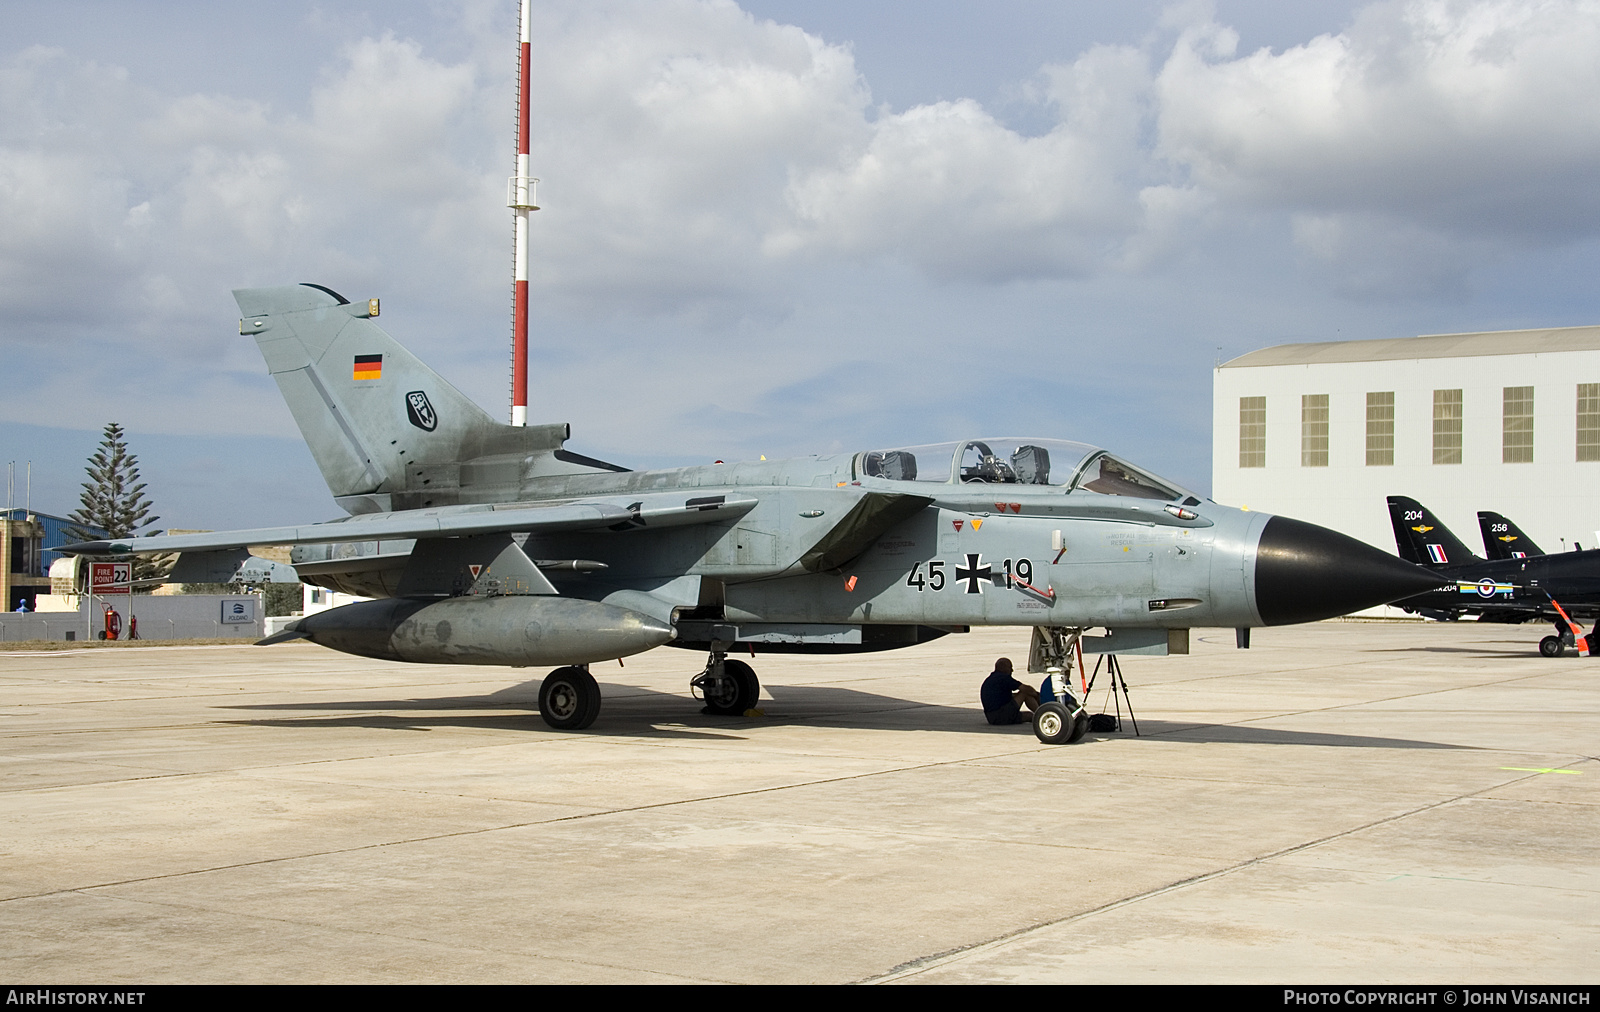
[289,446,1437,665]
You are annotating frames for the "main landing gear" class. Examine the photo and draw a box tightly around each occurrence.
[538,665,602,730]
[535,646,764,732]
[692,647,761,716]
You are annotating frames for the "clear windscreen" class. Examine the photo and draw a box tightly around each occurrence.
[858,439,1193,501]
[858,443,960,483]
[1069,452,1189,501]
[858,439,1099,486]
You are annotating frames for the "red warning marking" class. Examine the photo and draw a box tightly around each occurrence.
[1012,577,1055,600]
[468,565,483,579]
[952,520,964,532]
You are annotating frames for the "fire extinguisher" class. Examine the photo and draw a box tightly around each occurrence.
[102,605,121,641]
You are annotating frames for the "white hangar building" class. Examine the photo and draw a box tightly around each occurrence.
[1212,325,1600,559]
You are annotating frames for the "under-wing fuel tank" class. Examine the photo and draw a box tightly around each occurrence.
[276,595,673,666]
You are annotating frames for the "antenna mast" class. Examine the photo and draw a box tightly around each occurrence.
[508,0,540,426]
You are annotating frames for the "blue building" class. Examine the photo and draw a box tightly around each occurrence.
[1,508,106,610]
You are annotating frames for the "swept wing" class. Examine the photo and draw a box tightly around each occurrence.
[60,491,760,557]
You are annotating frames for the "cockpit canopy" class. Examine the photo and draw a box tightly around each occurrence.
[857,438,1197,503]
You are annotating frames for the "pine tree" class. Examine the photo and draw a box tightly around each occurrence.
[67,423,160,542]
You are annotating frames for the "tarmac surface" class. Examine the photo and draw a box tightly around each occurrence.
[0,620,1595,984]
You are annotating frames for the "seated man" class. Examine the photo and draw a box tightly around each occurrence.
[980,656,1039,725]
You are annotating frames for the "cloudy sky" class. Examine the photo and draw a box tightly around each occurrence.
[3,0,1599,529]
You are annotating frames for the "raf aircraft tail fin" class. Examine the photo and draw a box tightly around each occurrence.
[235,284,624,514]
[1478,511,1546,560]
[1386,496,1481,568]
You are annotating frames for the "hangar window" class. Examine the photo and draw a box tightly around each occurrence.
[1502,386,1533,464]
[1578,385,1600,462]
[1301,394,1329,467]
[1239,397,1266,468]
[1433,389,1463,465]
[1366,392,1394,466]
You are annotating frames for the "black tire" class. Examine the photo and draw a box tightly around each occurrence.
[1033,702,1072,744]
[1067,709,1091,743]
[702,659,760,716]
[1540,635,1564,658]
[539,666,601,730]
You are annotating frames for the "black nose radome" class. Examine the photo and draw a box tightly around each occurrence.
[1254,515,1445,626]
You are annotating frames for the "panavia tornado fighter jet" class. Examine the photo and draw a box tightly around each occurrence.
[61,285,1441,737]
[1387,495,1600,656]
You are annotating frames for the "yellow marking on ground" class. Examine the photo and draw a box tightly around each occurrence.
[1500,767,1581,775]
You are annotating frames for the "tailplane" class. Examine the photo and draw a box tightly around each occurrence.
[1478,511,1545,560]
[1386,496,1481,568]
[236,284,623,514]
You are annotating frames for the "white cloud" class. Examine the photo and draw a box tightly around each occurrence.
[764,43,1159,280]
[0,28,511,433]
[521,0,869,306]
[772,0,1600,289]
[1156,0,1600,264]
[4,0,1600,445]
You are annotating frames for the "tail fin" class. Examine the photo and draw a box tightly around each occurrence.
[1386,496,1481,568]
[1478,511,1546,559]
[236,284,618,514]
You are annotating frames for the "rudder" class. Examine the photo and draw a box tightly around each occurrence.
[1387,496,1481,568]
[236,283,570,513]
[1478,511,1546,560]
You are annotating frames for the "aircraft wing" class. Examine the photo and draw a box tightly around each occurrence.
[58,491,760,556]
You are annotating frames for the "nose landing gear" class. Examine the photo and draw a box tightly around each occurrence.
[1028,625,1089,744]
[1033,698,1089,744]
[692,646,761,716]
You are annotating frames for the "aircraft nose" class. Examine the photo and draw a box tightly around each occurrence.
[1253,515,1444,626]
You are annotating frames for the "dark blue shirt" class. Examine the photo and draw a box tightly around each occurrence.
[980,669,1021,713]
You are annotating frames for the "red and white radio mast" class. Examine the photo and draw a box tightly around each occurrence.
[508,0,539,426]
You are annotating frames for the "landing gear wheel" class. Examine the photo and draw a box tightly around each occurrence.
[1068,709,1090,743]
[539,666,601,730]
[1540,635,1565,658]
[701,659,759,716]
[1033,702,1069,744]
[1033,699,1090,744]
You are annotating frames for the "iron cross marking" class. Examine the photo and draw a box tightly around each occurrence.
[955,553,993,594]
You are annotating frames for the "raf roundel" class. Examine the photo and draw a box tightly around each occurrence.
[406,390,438,431]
